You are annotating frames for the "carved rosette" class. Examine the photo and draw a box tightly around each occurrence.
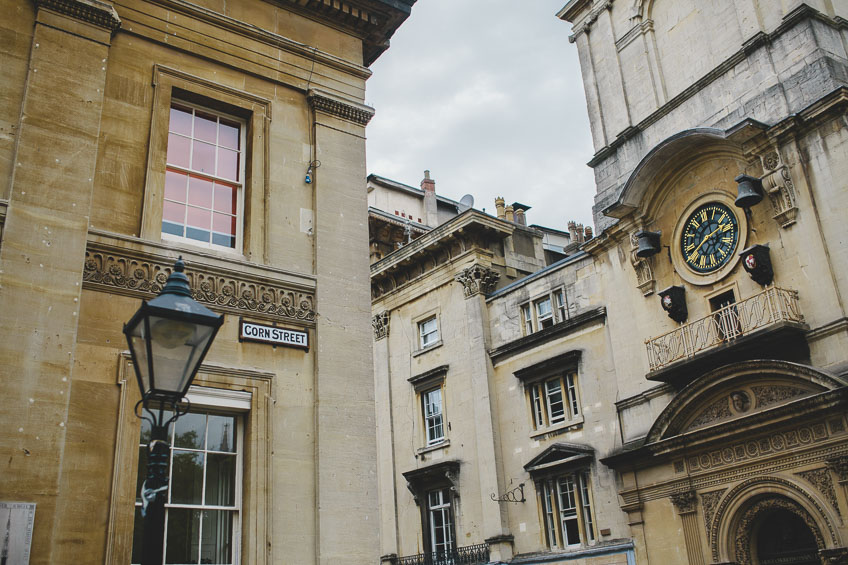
[83,249,316,325]
[454,264,500,298]
[372,312,390,340]
[670,490,698,514]
[758,150,798,228]
[629,232,655,296]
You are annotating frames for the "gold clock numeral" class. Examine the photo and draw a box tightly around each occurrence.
[700,209,708,222]
[699,255,707,268]
[720,222,733,232]
[719,213,727,223]
[722,236,733,244]
[685,243,695,252]
[718,248,727,258]
[709,254,716,267]
[691,219,700,228]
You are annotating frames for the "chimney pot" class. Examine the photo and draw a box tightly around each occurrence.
[495,197,505,219]
[505,205,515,223]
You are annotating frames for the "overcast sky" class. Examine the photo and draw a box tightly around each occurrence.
[365,0,596,231]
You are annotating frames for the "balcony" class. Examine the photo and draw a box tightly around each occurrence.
[645,286,808,382]
[393,544,490,565]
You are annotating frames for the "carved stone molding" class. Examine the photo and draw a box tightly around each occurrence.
[796,468,840,516]
[568,0,612,43]
[819,547,848,565]
[701,489,726,540]
[35,0,121,32]
[454,264,500,298]
[372,311,389,340]
[758,150,798,228]
[83,245,316,325]
[308,88,374,126]
[826,456,848,482]
[629,232,655,296]
[733,497,825,565]
[670,490,698,514]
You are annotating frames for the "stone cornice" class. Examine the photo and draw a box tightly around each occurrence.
[308,88,375,125]
[35,0,121,32]
[83,231,316,326]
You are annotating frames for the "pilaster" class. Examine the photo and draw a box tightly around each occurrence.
[670,491,706,565]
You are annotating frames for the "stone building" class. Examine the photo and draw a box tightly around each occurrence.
[0,0,412,563]
[371,2,848,564]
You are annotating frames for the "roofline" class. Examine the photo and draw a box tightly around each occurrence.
[367,173,461,208]
[487,251,589,300]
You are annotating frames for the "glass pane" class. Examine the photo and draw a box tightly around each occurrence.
[186,206,211,230]
[201,510,234,564]
[192,141,216,174]
[165,507,201,564]
[167,133,191,168]
[136,446,149,502]
[164,170,188,202]
[186,226,210,243]
[211,232,235,248]
[170,450,204,504]
[163,200,186,224]
[194,110,218,143]
[217,148,239,181]
[563,516,580,545]
[213,213,236,237]
[174,412,206,449]
[130,505,146,564]
[213,184,236,214]
[169,105,193,136]
[188,175,214,208]
[162,221,184,237]
[205,453,236,506]
[207,415,236,452]
[219,119,239,150]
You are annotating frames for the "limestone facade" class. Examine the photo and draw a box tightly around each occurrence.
[0,0,412,563]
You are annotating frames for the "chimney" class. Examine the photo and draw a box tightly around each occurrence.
[505,205,515,223]
[575,223,585,244]
[514,208,526,226]
[584,226,593,240]
[495,197,505,219]
[568,220,577,241]
[421,170,439,227]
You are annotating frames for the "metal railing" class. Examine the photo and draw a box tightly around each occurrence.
[394,543,490,565]
[645,286,803,372]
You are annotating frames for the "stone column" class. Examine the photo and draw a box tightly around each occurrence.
[0,1,118,562]
[826,456,848,518]
[670,491,706,565]
[454,263,513,561]
[309,88,379,565]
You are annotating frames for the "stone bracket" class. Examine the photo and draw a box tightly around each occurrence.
[758,149,799,228]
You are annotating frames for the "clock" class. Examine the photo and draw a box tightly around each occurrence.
[680,202,739,274]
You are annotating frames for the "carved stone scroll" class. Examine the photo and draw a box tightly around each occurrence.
[454,264,500,298]
[372,312,389,340]
[759,150,798,229]
[630,232,655,296]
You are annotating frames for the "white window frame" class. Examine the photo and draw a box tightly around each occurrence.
[419,316,440,349]
[539,471,595,549]
[422,386,445,446]
[161,100,246,252]
[521,288,568,335]
[427,488,455,555]
[131,387,250,565]
[528,372,580,431]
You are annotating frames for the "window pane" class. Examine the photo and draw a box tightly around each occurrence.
[167,133,191,168]
[206,453,237,507]
[188,176,214,208]
[217,148,239,181]
[136,446,148,502]
[201,510,234,564]
[211,232,236,248]
[165,507,201,564]
[187,206,212,231]
[546,379,565,423]
[174,412,206,449]
[192,141,216,174]
[213,213,236,237]
[213,183,237,214]
[169,105,193,136]
[171,450,204,504]
[163,200,186,223]
[536,297,552,317]
[165,170,188,202]
[194,110,218,143]
[207,415,236,452]
[219,119,240,150]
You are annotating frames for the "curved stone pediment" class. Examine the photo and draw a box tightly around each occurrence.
[646,360,846,443]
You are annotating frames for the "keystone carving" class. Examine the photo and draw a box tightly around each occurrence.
[629,232,655,296]
[759,150,798,228]
[372,312,390,340]
[670,490,698,514]
[454,264,500,298]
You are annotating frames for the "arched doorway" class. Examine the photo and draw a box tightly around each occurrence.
[733,496,825,565]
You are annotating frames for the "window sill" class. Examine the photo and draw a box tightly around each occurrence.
[530,417,584,440]
[412,340,443,357]
[417,438,450,456]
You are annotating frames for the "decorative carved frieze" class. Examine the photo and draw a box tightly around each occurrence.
[700,489,726,539]
[826,456,848,482]
[752,385,807,409]
[733,497,825,565]
[687,397,732,430]
[308,89,375,126]
[670,490,698,514]
[454,264,500,298]
[796,468,840,516]
[36,0,121,32]
[629,232,655,296]
[758,150,798,228]
[687,422,830,473]
[83,247,316,325]
[372,312,389,340]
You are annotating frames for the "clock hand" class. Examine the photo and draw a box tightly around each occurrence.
[693,226,721,255]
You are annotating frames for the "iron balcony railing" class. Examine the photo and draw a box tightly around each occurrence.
[394,543,489,565]
[645,286,803,372]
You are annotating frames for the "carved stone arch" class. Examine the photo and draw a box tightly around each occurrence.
[709,476,841,563]
[646,360,844,443]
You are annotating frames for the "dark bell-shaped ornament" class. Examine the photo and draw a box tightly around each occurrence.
[739,244,773,286]
[659,285,688,323]
[734,174,764,209]
[635,230,662,258]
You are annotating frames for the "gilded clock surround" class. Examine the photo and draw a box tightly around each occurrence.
[671,191,748,286]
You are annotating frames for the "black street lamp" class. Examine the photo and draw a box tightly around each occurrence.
[123,257,224,565]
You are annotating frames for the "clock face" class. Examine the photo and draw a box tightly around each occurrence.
[680,202,739,273]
